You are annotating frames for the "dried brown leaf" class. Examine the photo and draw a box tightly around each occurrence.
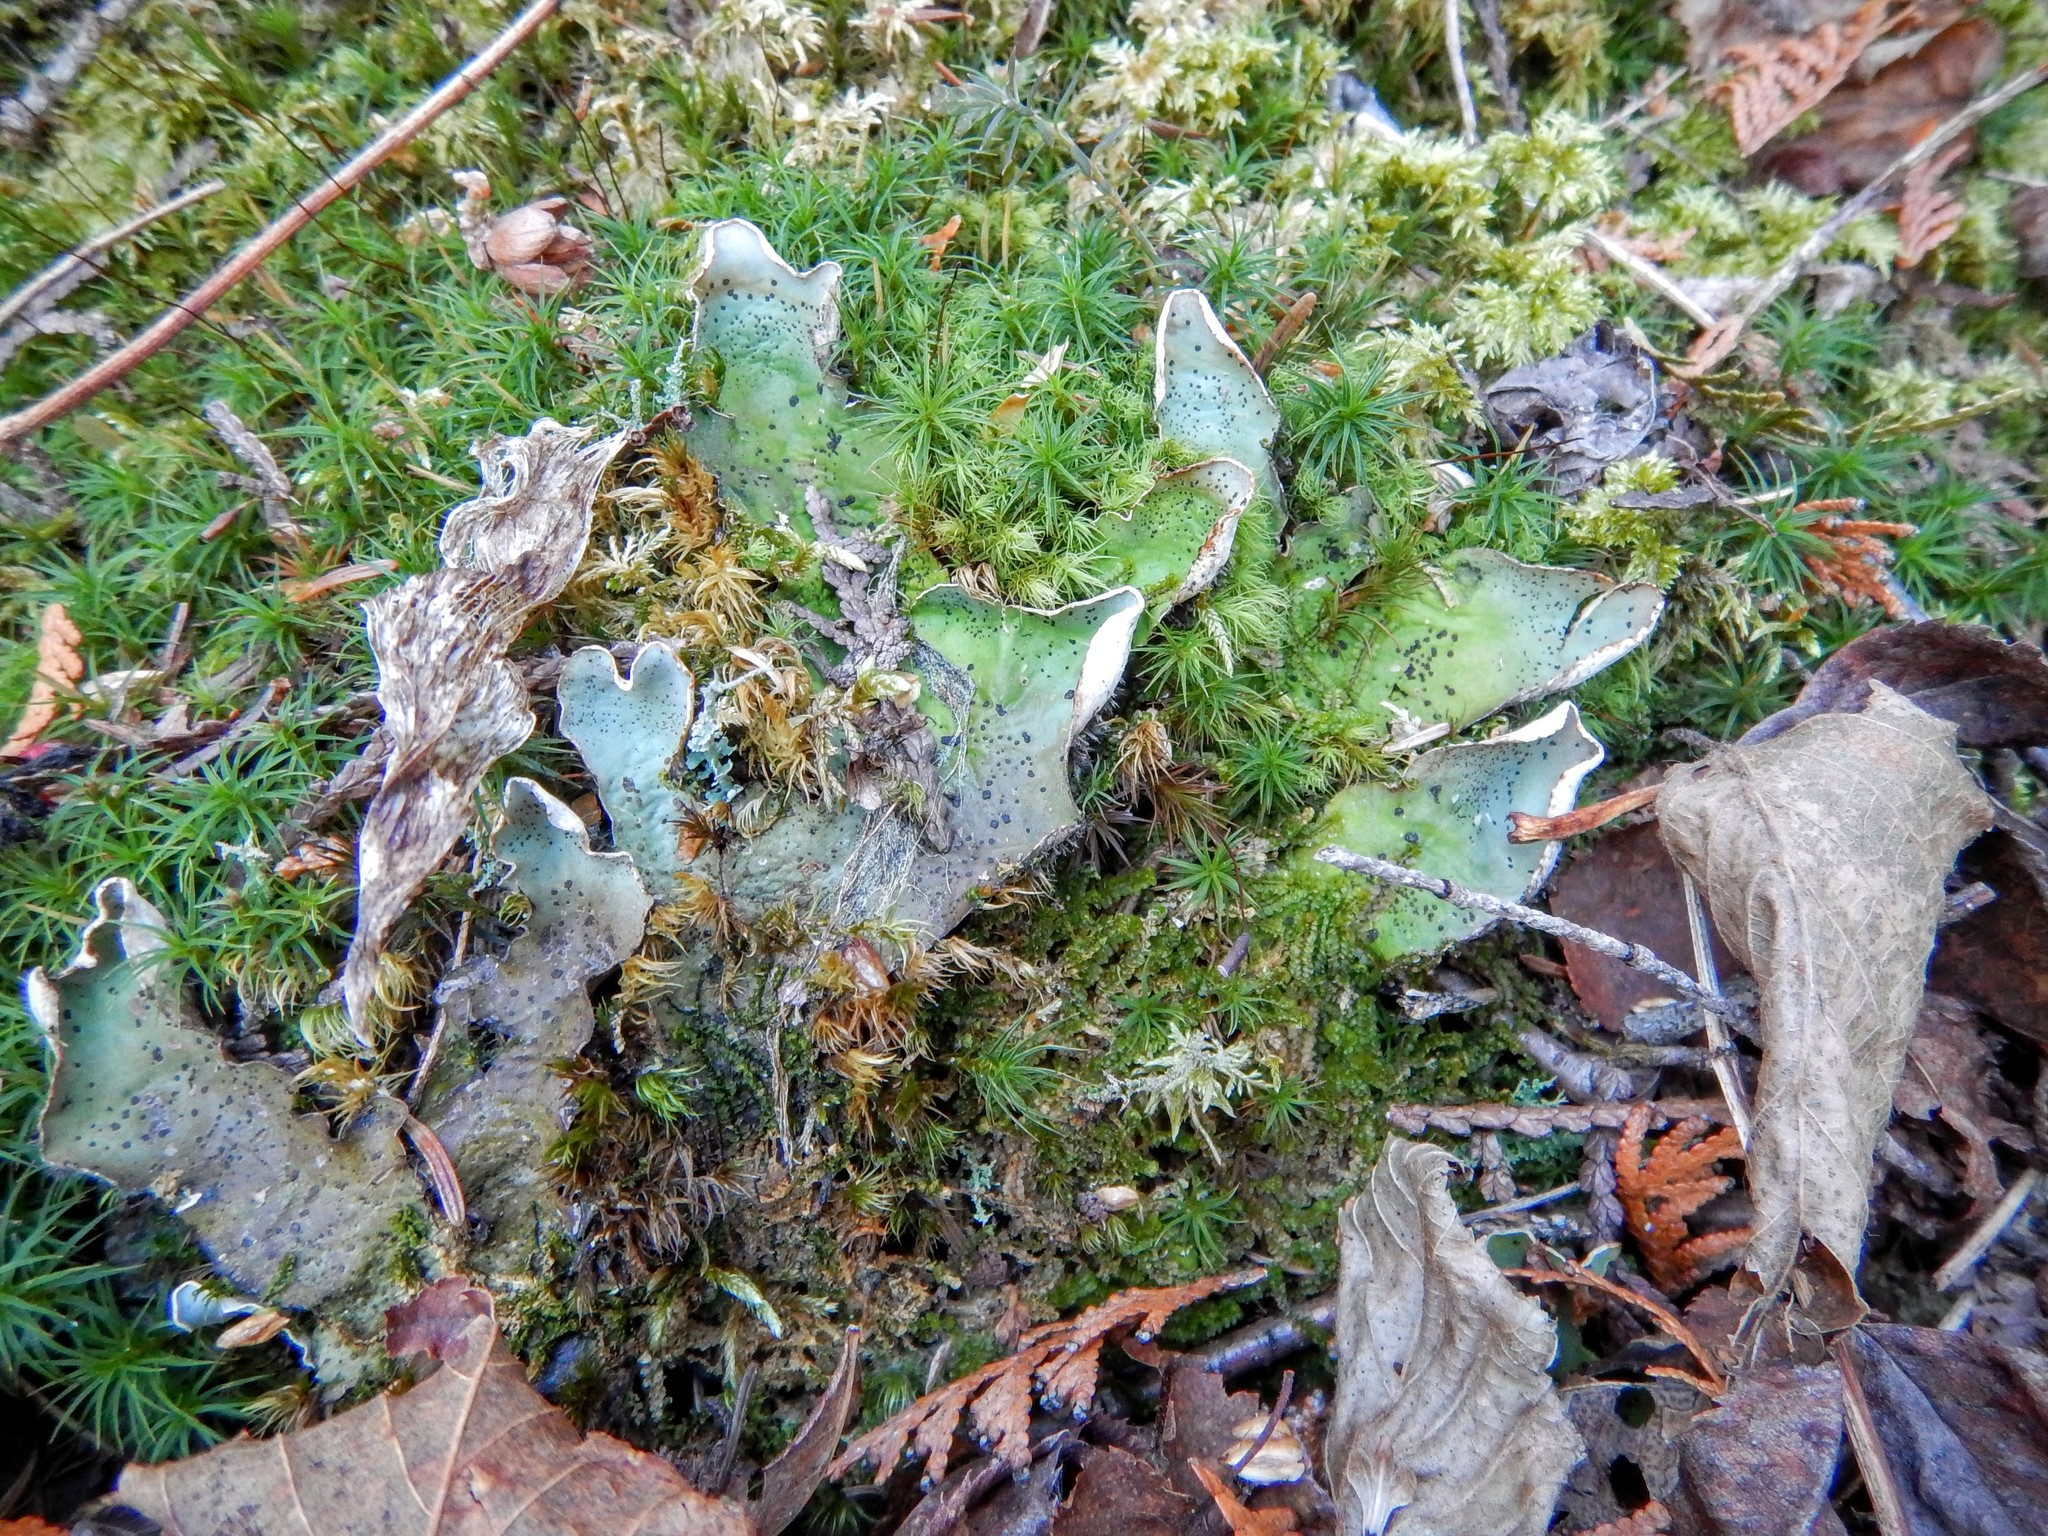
[750,1328,862,1536]
[1836,1324,2048,1533]
[118,1278,752,1535]
[1191,1461,1299,1536]
[1,600,82,758]
[1930,830,2048,1046]
[1714,0,1909,155]
[1891,995,2029,1202]
[1053,1445,1193,1536]
[1328,1139,1583,1536]
[1616,1104,1750,1294]
[1658,684,1993,1289]
[1671,1362,1843,1536]
[1549,822,1745,1032]
[340,418,627,1036]
[1579,1503,1672,1536]
[830,1268,1264,1487]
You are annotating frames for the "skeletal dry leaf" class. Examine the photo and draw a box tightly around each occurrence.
[829,1268,1265,1487]
[340,418,627,1036]
[1327,1138,1583,1536]
[118,1277,751,1536]
[1616,1103,1750,1294]
[1,599,82,758]
[1658,684,1993,1290]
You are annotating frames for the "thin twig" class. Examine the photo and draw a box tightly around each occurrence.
[1933,1166,2040,1290]
[0,0,564,446]
[1251,291,1317,376]
[1227,1369,1293,1479]
[1582,229,1720,329]
[1509,1261,1725,1392]
[0,179,224,336]
[1471,0,1524,131]
[1444,0,1480,143]
[1508,781,1661,843]
[1686,62,2048,372]
[1314,846,1717,1004]
[1462,1180,1581,1223]
[0,0,140,141]
[1683,871,1753,1148]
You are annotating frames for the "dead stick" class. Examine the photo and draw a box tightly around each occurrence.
[1508,782,1660,843]
[1933,1166,2040,1290]
[1444,0,1480,143]
[1687,61,2048,372]
[1683,871,1754,1148]
[1251,292,1317,376]
[1462,1179,1581,1223]
[1227,1368,1293,1478]
[1314,846,1717,1004]
[1581,229,1720,330]
[0,180,225,333]
[1471,0,1524,131]
[0,0,562,446]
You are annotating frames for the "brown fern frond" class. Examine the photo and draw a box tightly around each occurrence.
[1802,514,1916,616]
[828,1267,1266,1486]
[1580,1501,1673,1536]
[1715,0,1910,155]
[1616,1103,1748,1293]
[1897,138,1973,267]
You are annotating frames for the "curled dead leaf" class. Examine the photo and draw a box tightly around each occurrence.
[454,170,594,295]
[1328,1139,1584,1536]
[1659,684,1993,1290]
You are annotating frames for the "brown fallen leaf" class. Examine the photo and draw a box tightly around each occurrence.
[1548,821,1744,1032]
[1,600,83,758]
[1930,830,2048,1046]
[1658,684,1993,1290]
[1892,994,2030,1201]
[117,1277,752,1535]
[1617,1104,1750,1294]
[1761,18,2003,195]
[1670,1362,1844,1536]
[1328,1139,1583,1536]
[1561,1381,1700,1529]
[340,417,628,1036]
[1191,1461,1299,1536]
[1836,1323,2048,1532]
[1053,1444,1194,1536]
[0,1519,69,1536]
[1579,1503,1672,1536]
[1713,0,1909,155]
[213,1308,290,1349]
[274,833,353,880]
[829,1268,1265,1486]
[1743,619,2048,750]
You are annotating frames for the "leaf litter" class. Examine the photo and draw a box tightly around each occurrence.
[8,0,2048,1525]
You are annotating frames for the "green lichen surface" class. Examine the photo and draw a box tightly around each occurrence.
[420,778,652,1275]
[1096,458,1255,612]
[556,642,697,895]
[683,218,887,534]
[1292,548,1663,735]
[1154,289,1282,506]
[1299,702,1605,959]
[31,883,424,1310]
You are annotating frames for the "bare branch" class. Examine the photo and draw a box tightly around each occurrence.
[0,0,564,447]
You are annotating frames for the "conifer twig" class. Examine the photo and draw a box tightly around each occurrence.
[0,0,564,448]
[1313,846,1717,1003]
[1686,61,2048,372]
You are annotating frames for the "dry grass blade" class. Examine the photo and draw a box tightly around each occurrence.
[1715,0,1907,155]
[828,1268,1264,1487]
[1615,1103,1749,1293]
[1506,1261,1725,1393]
